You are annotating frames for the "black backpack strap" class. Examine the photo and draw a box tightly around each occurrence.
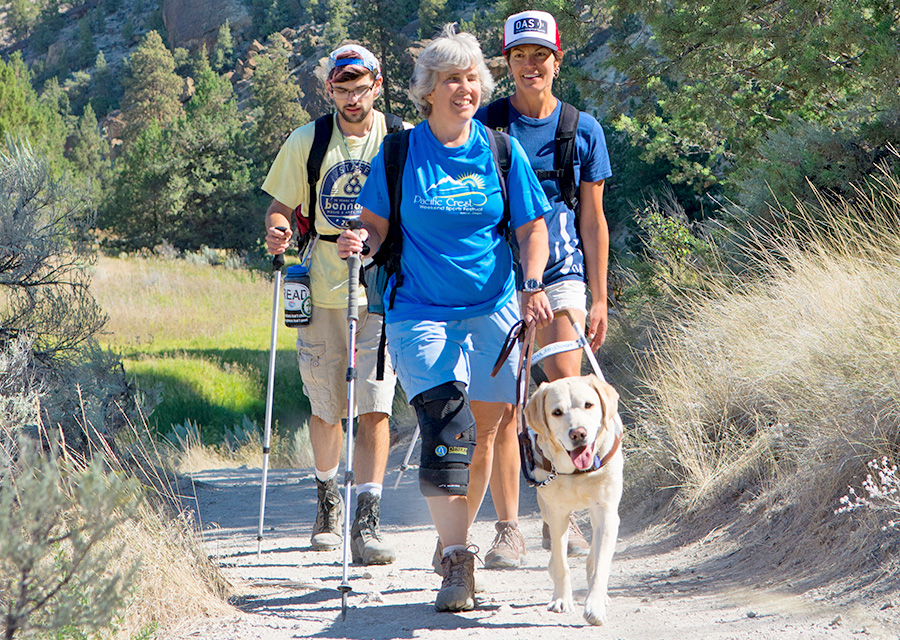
[383,112,403,134]
[556,101,580,211]
[306,114,334,233]
[484,97,510,132]
[373,128,411,380]
[530,102,580,210]
[487,128,512,232]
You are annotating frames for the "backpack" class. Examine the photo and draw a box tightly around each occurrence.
[296,112,403,312]
[480,96,580,211]
[370,125,512,379]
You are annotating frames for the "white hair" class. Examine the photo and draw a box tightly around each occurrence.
[408,24,495,118]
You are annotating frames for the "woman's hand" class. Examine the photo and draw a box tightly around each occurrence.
[337,226,369,259]
[587,298,608,350]
[522,290,553,328]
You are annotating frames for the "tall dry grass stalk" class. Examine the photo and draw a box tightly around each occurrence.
[80,416,235,637]
[636,167,900,528]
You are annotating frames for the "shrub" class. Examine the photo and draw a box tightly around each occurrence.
[0,438,142,640]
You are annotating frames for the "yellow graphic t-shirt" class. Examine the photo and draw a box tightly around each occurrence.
[262,112,390,309]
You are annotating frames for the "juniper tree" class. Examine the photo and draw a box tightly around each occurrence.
[604,0,900,190]
[121,30,184,139]
[350,0,416,119]
[213,20,235,71]
[251,34,308,163]
[0,54,68,170]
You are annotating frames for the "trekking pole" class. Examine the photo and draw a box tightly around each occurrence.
[392,425,420,490]
[257,240,286,562]
[339,220,362,620]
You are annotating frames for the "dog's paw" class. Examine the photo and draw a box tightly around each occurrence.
[583,598,608,626]
[548,597,574,614]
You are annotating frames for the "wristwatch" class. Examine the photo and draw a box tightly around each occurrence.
[522,278,545,293]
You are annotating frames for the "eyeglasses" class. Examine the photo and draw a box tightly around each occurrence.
[330,83,375,100]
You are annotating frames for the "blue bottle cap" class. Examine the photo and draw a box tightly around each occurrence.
[286,264,309,276]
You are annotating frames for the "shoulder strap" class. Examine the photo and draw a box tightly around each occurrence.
[374,128,411,305]
[373,127,410,381]
[383,112,403,134]
[306,114,334,232]
[485,97,510,132]
[556,101,580,211]
[487,128,512,230]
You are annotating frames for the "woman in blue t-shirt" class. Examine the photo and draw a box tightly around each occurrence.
[472,10,614,568]
[338,24,552,613]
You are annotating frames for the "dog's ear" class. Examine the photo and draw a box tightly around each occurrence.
[524,381,549,436]
[588,375,619,426]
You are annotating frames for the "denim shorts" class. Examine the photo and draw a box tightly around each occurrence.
[386,296,521,404]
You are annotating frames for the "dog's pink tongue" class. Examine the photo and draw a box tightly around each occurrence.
[569,445,594,470]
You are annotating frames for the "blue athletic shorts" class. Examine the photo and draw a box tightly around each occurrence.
[386,296,521,403]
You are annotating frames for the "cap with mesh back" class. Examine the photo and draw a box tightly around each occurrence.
[502,10,560,53]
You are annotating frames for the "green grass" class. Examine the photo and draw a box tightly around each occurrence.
[91,255,311,441]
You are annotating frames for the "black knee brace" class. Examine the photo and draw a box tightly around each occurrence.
[411,381,476,497]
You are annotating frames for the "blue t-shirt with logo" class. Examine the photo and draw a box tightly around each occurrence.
[358,119,551,323]
[475,100,612,286]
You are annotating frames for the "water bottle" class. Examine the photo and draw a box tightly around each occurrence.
[284,264,312,327]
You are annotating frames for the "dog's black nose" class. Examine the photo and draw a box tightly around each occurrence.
[569,427,587,444]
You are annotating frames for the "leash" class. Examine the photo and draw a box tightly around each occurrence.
[491,310,622,487]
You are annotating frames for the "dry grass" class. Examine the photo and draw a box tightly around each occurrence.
[111,502,233,637]
[90,255,277,349]
[630,172,900,587]
[79,421,237,637]
[160,418,315,474]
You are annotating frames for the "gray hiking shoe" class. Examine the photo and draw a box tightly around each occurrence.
[311,477,343,551]
[542,513,590,557]
[434,548,476,612]
[351,492,395,565]
[484,520,526,569]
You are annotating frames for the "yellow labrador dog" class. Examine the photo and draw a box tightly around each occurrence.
[523,374,624,626]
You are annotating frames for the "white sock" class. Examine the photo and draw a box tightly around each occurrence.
[315,466,338,483]
[356,483,382,498]
[442,544,466,557]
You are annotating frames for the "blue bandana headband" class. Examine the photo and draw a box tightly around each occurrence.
[335,57,365,67]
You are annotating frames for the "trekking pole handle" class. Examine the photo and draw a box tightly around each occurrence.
[273,226,288,271]
[347,220,362,315]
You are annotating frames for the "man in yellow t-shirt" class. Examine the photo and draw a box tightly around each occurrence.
[262,45,406,565]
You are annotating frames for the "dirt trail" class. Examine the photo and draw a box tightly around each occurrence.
[164,439,900,640]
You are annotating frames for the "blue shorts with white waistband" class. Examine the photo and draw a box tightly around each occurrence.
[386,296,521,404]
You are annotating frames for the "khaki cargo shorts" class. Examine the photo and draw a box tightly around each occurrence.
[295,306,396,424]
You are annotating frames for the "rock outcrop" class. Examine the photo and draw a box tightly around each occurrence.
[161,0,251,52]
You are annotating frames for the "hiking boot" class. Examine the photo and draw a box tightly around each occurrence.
[432,538,484,592]
[434,548,476,612]
[350,492,395,565]
[542,513,590,557]
[484,520,526,569]
[311,477,343,550]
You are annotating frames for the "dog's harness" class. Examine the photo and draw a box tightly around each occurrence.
[492,310,623,488]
